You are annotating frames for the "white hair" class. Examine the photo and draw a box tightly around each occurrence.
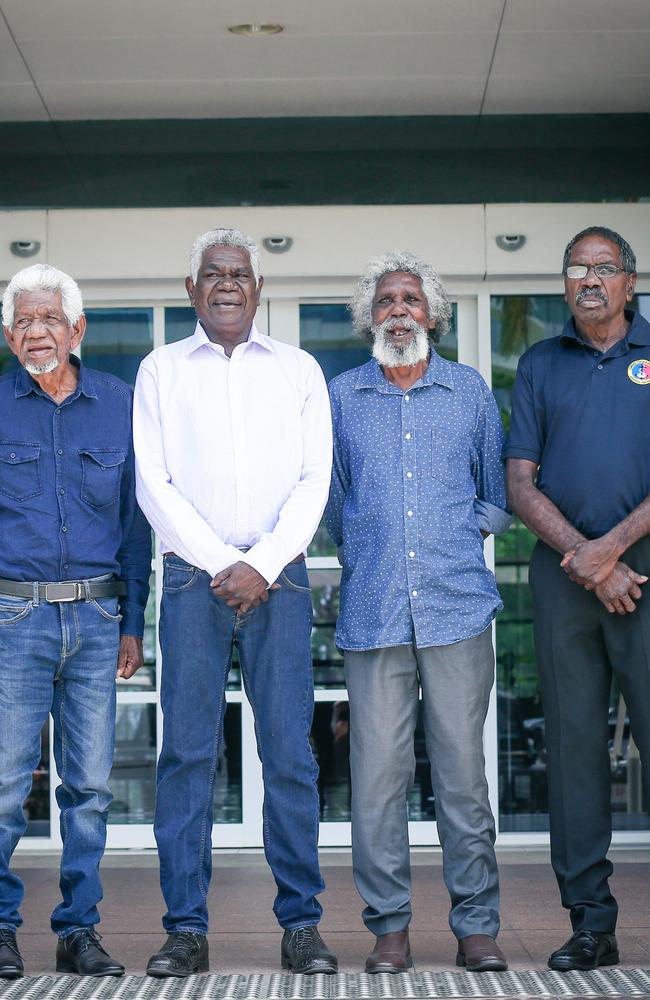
[189,228,261,284]
[349,250,452,344]
[2,264,84,329]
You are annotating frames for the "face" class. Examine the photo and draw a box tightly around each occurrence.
[185,245,263,346]
[564,235,636,327]
[370,271,434,366]
[3,289,85,375]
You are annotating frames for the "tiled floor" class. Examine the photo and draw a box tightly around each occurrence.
[8,848,650,978]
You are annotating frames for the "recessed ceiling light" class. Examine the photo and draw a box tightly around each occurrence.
[228,23,284,36]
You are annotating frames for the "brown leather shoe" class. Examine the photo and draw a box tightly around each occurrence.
[456,934,507,972]
[365,929,413,974]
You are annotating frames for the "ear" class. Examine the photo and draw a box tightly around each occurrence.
[255,275,264,305]
[428,316,436,332]
[3,325,19,358]
[70,313,87,351]
[626,272,637,302]
[185,275,195,304]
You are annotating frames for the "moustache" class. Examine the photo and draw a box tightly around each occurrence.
[575,288,608,305]
[375,317,426,337]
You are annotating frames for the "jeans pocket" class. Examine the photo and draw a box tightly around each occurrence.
[89,597,123,623]
[279,566,312,594]
[0,597,33,625]
[163,559,199,593]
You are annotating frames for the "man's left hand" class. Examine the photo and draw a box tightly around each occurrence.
[561,537,620,589]
[211,561,274,613]
[117,635,145,679]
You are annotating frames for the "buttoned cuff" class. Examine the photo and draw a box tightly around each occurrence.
[119,601,145,639]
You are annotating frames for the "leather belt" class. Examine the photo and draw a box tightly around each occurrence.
[0,578,126,603]
[164,552,306,564]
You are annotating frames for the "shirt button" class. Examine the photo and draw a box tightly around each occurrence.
[407,510,414,517]
[61,525,68,532]
[59,488,65,495]
[63,563,69,570]
[412,590,418,597]
[597,364,604,370]
[406,471,413,479]
[9,452,15,459]
[405,433,411,440]
[57,449,63,455]
[409,551,415,558]
[404,394,410,401]
[55,408,61,414]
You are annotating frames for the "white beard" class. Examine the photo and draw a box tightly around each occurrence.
[25,357,59,376]
[371,318,430,368]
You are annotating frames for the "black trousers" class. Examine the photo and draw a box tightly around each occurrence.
[529,538,650,933]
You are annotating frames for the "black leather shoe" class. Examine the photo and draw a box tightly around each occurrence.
[0,930,23,980]
[548,930,619,971]
[56,930,124,977]
[281,926,338,974]
[146,932,209,978]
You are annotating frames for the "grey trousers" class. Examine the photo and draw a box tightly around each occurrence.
[344,627,500,939]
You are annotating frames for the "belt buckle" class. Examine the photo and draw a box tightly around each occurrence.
[44,582,83,602]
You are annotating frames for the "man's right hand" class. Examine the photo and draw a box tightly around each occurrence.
[594,561,647,615]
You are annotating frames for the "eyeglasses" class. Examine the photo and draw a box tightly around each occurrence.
[565,263,627,280]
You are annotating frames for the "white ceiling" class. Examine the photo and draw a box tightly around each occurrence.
[0,0,649,121]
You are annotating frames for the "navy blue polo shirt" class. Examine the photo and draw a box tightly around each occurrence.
[504,310,650,538]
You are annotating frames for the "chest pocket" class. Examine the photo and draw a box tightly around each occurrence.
[431,428,474,495]
[80,448,126,509]
[0,442,42,501]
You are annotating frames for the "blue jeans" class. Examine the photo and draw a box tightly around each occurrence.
[0,590,119,936]
[156,556,324,933]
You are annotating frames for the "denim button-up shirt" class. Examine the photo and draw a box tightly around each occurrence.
[0,360,151,637]
[325,352,509,650]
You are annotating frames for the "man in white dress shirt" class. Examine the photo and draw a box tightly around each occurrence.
[133,228,336,977]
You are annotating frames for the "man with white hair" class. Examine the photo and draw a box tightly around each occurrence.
[325,252,510,973]
[134,229,336,977]
[0,265,151,979]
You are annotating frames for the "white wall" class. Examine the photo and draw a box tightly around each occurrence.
[1,203,649,288]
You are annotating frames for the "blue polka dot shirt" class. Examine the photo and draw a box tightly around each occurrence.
[325,351,510,650]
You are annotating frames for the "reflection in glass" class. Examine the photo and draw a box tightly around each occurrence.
[310,570,344,689]
[24,721,50,837]
[213,703,242,823]
[82,309,153,387]
[165,307,195,345]
[492,294,647,832]
[109,704,156,823]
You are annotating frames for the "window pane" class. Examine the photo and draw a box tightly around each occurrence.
[214,703,242,823]
[310,569,344,690]
[492,294,566,832]
[24,721,50,837]
[82,308,153,387]
[165,307,195,344]
[109,704,157,824]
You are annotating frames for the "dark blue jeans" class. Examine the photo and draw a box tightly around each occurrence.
[156,556,324,933]
[0,590,119,936]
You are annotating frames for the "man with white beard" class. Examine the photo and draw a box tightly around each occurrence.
[325,252,511,974]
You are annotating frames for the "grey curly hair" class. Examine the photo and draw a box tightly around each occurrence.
[349,250,452,344]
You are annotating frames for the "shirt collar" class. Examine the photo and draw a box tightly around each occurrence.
[185,320,275,357]
[14,355,97,399]
[354,349,454,392]
[560,309,650,348]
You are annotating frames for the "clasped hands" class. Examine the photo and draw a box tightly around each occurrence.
[561,537,647,615]
[211,560,279,614]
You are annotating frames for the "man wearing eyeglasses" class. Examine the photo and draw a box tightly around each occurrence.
[506,226,650,972]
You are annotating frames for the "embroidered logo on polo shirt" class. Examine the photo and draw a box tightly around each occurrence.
[628,360,650,384]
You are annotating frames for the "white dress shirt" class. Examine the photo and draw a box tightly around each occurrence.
[133,321,332,585]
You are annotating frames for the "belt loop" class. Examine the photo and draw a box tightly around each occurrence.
[32,582,40,607]
[83,580,91,601]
